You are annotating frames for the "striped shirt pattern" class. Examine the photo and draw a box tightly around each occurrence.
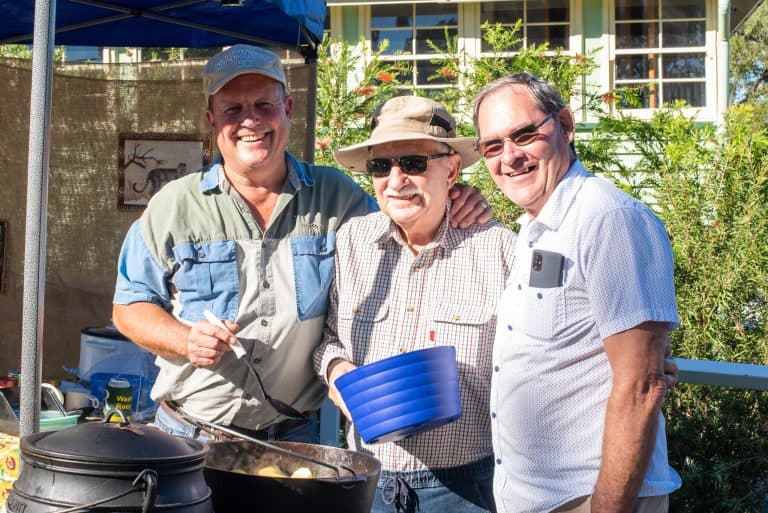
[315,210,516,472]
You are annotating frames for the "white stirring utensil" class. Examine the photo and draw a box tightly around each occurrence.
[203,310,307,420]
[203,309,246,358]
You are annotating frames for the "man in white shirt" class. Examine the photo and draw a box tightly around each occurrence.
[473,73,681,513]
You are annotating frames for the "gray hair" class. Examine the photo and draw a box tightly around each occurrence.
[472,73,566,136]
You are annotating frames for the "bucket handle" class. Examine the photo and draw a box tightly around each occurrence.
[47,469,158,513]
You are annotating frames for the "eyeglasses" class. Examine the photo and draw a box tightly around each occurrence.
[365,153,453,178]
[475,113,555,158]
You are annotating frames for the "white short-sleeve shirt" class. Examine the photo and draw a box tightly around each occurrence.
[491,161,682,513]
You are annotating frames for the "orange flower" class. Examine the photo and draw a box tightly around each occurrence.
[574,53,587,63]
[439,68,458,79]
[354,85,376,97]
[377,72,394,83]
[599,93,616,103]
[316,137,333,151]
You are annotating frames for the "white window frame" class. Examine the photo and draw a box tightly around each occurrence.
[606,0,716,120]
[361,2,463,95]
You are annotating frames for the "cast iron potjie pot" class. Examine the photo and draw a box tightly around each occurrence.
[204,440,382,513]
[6,417,212,513]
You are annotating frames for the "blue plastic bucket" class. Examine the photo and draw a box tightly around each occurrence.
[335,346,462,444]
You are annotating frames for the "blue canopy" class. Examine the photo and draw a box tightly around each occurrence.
[0,0,325,57]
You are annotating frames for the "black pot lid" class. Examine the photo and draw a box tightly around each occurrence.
[22,419,208,463]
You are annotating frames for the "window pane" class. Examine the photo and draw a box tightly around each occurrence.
[374,61,411,86]
[663,53,705,78]
[481,33,523,53]
[615,0,658,20]
[416,28,457,54]
[662,0,705,18]
[616,22,659,49]
[616,54,655,80]
[481,1,524,25]
[371,4,411,29]
[415,3,457,26]
[528,0,569,23]
[662,21,705,47]
[416,60,457,86]
[663,81,705,106]
[372,29,413,55]
[527,25,568,49]
[617,84,656,109]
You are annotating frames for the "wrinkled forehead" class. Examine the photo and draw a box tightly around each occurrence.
[369,139,450,157]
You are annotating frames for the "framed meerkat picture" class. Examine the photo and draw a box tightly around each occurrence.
[117,132,213,209]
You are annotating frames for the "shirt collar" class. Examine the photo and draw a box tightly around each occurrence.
[516,159,589,232]
[199,151,312,194]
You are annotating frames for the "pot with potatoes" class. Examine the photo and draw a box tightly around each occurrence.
[204,439,381,513]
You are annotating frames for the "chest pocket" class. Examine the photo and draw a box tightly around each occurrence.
[171,240,238,321]
[291,234,335,321]
[433,303,495,365]
[516,286,566,340]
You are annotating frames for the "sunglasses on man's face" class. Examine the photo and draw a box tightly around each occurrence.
[475,113,555,158]
[365,153,453,178]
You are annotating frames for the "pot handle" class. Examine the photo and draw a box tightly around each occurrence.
[45,469,158,513]
[135,469,158,513]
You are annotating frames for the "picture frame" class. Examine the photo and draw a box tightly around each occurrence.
[117,132,213,209]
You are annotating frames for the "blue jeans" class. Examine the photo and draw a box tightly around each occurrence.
[370,456,496,513]
[153,404,320,443]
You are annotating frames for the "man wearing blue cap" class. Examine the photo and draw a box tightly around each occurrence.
[111,45,489,441]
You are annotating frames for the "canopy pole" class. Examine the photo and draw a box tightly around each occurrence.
[20,0,57,437]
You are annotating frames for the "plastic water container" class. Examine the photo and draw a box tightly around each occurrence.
[78,327,155,382]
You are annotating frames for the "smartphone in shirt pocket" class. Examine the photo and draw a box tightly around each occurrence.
[529,249,565,288]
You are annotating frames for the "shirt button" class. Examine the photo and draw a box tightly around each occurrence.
[507,325,513,331]
[496,458,502,465]
[528,242,533,248]
[406,306,414,312]
[320,245,327,252]
[263,281,270,289]
[351,306,359,314]
[198,250,206,258]
[537,292,543,299]
[517,284,522,290]
[494,365,500,372]
[453,315,461,321]
[491,412,497,419]
[260,319,268,327]
[413,265,420,272]
[262,242,268,248]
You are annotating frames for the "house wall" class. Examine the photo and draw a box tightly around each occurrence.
[327,0,725,124]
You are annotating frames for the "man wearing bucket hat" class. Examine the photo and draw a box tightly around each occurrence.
[112,45,489,442]
[314,95,516,513]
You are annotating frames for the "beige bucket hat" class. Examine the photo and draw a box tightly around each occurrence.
[333,96,480,173]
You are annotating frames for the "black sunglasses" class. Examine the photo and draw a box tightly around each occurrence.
[365,153,453,178]
[475,113,555,158]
